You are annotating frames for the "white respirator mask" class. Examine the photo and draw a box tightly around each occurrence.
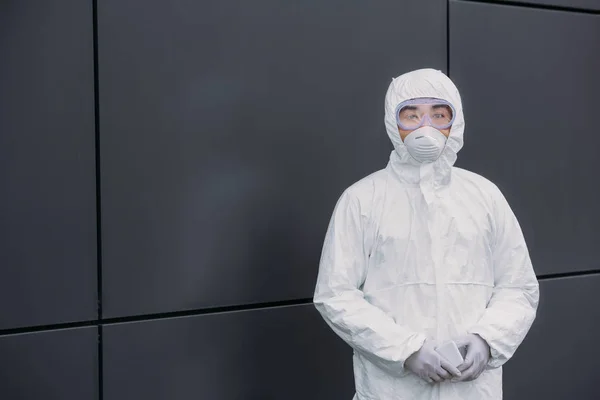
[403,126,448,164]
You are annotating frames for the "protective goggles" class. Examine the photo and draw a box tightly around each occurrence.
[395,98,456,131]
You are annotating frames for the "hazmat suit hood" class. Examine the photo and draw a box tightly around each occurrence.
[384,68,465,186]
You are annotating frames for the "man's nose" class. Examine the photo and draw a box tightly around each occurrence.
[421,114,433,126]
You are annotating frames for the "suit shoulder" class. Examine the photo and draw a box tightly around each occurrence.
[343,168,388,200]
[453,167,502,196]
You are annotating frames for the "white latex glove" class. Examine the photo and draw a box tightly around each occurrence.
[452,334,491,382]
[405,338,462,384]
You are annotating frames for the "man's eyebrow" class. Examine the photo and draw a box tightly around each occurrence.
[401,106,418,111]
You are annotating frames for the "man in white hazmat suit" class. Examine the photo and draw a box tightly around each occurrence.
[313,68,539,399]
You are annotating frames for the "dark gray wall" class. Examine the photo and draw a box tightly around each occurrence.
[0,0,97,330]
[451,0,600,276]
[494,0,600,11]
[103,305,354,400]
[97,0,446,318]
[1,0,599,399]
[0,327,98,400]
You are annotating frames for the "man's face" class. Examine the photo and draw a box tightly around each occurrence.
[397,103,453,141]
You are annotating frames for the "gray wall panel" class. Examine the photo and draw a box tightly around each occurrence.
[103,304,354,399]
[0,0,97,329]
[503,275,600,399]
[450,1,600,276]
[0,327,98,400]
[495,0,600,11]
[99,0,447,317]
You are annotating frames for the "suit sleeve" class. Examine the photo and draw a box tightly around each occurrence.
[468,186,540,369]
[313,190,427,375]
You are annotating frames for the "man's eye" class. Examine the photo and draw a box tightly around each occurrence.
[433,113,446,119]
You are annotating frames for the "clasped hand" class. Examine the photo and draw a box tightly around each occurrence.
[404,334,490,384]
[451,333,491,382]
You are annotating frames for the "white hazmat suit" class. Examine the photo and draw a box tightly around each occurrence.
[313,69,539,400]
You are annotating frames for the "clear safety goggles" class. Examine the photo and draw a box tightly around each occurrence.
[395,98,456,131]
